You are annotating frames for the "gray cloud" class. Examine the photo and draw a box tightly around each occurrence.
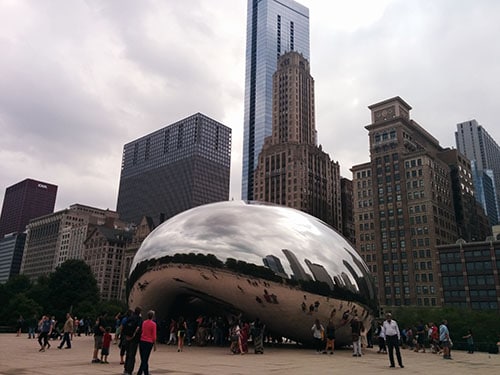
[0,0,498,213]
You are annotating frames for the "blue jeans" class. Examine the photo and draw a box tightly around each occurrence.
[28,327,36,338]
[137,341,154,375]
[59,332,71,348]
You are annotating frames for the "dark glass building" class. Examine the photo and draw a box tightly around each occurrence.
[0,232,26,283]
[437,239,500,311]
[0,178,57,238]
[456,119,500,225]
[116,113,231,226]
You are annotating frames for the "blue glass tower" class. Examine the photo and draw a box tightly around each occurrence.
[456,120,500,225]
[242,0,310,200]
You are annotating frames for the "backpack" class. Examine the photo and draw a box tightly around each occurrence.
[122,315,140,339]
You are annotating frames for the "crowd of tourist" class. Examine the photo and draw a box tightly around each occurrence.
[14,309,500,374]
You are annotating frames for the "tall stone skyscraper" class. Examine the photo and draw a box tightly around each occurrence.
[116,113,231,227]
[455,120,500,225]
[352,97,460,307]
[242,0,310,201]
[253,52,342,230]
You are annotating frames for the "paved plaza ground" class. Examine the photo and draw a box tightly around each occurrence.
[0,334,499,375]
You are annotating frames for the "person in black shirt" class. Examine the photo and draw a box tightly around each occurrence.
[91,313,106,363]
[122,307,142,375]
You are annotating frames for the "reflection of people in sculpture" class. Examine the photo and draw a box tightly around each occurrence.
[340,310,351,325]
[263,289,272,302]
[309,304,314,314]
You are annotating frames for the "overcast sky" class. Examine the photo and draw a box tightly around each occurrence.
[1,0,499,212]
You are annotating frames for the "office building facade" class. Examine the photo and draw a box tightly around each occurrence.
[456,120,500,225]
[242,0,310,200]
[437,240,500,311]
[20,204,121,280]
[341,178,356,245]
[0,179,57,238]
[116,113,231,226]
[352,97,459,307]
[83,226,133,301]
[439,149,491,242]
[253,52,342,229]
[0,232,26,283]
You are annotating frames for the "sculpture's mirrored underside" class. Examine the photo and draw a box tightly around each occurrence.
[128,201,377,346]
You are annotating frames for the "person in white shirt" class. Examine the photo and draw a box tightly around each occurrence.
[381,313,404,368]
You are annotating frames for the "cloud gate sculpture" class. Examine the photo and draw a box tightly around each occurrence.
[128,201,377,346]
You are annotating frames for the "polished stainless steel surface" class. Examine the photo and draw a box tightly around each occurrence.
[128,201,376,346]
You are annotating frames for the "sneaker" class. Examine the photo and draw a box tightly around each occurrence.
[91,359,101,363]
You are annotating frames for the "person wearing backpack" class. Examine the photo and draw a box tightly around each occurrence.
[91,313,106,363]
[123,307,142,375]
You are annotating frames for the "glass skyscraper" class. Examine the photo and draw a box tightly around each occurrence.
[116,113,231,227]
[242,0,310,200]
[456,120,500,225]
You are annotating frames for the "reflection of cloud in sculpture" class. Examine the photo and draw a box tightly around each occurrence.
[131,201,370,286]
[305,259,334,289]
[128,201,377,345]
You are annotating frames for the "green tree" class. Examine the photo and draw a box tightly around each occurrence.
[26,275,50,310]
[47,259,99,320]
[0,275,34,324]
[5,293,42,326]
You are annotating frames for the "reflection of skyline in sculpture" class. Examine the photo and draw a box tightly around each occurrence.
[282,248,312,281]
[305,259,335,289]
[262,255,287,278]
[128,201,376,346]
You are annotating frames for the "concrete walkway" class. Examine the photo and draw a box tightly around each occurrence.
[0,334,498,374]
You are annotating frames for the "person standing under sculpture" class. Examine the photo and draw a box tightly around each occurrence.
[311,319,324,354]
[350,316,364,357]
[382,313,404,368]
[323,320,336,354]
[252,318,265,354]
[177,316,187,352]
